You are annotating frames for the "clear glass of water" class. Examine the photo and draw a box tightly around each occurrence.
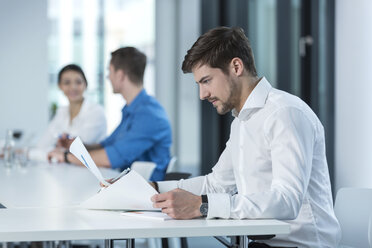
[15,147,29,168]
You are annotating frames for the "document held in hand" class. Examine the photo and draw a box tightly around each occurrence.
[69,136,110,186]
[80,169,159,210]
[69,136,159,211]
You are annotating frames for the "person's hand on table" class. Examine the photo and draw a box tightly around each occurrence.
[151,188,202,219]
[56,133,74,149]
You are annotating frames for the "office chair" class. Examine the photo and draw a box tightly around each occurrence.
[130,161,156,180]
[166,157,177,173]
[334,187,372,248]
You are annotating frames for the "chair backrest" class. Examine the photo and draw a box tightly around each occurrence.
[334,187,372,248]
[368,214,372,247]
[166,156,177,173]
[164,172,191,181]
[130,161,156,180]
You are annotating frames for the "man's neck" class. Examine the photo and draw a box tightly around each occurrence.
[235,76,261,113]
[122,85,143,105]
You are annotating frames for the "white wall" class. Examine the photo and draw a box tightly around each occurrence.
[335,0,372,190]
[0,0,48,141]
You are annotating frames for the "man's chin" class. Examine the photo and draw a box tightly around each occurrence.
[216,107,230,115]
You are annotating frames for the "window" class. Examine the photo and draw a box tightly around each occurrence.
[47,0,155,133]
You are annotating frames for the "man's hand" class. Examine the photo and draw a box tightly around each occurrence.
[100,178,114,187]
[151,188,202,219]
[47,148,65,163]
[56,133,74,149]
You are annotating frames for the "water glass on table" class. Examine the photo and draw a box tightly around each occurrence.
[15,147,29,168]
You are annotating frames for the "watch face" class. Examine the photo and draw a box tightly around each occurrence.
[200,203,208,217]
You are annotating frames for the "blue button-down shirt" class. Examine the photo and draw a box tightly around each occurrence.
[101,89,172,181]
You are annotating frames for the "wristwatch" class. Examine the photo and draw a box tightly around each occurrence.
[199,194,208,217]
[64,151,70,164]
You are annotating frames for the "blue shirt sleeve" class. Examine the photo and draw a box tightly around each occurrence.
[104,110,170,170]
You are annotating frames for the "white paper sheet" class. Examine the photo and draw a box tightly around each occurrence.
[80,170,159,211]
[69,136,109,186]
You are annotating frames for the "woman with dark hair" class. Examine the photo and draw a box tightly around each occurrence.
[29,64,106,161]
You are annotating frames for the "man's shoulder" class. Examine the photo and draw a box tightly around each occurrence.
[137,94,167,114]
[266,88,309,113]
[265,89,320,128]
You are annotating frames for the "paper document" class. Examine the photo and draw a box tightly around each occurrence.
[80,170,159,211]
[69,136,109,186]
[121,211,172,221]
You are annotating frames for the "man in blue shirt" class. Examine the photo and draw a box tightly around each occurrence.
[49,47,172,181]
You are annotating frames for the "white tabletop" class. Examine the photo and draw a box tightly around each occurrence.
[0,162,119,208]
[0,207,290,242]
[0,162,290,244]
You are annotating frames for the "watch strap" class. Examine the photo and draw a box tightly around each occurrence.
[64,151,70,164]
[201,194,208,203]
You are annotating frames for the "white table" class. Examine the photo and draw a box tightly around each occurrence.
[0,162,119,208]
[0,207,290,248]
[0,162,290,248]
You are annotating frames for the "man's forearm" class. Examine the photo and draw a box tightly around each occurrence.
[67,147,111,168]
[90,148,111,168]
[85,143,103,151]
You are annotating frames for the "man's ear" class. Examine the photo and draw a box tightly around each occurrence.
[230,57,244,76]
[118,69,126,81]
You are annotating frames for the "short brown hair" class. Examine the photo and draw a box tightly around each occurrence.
[110,47,147,85]
[182,26,257,77]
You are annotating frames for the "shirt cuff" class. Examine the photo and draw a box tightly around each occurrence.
[28,148,48,162]
[157,181,179,193]
[206,193,231,219]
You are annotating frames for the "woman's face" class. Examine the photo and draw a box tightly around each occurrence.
[59,70,87,103]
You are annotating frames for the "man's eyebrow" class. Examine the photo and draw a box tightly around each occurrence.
[197,75,210,84]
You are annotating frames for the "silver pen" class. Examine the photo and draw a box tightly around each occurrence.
[111,168,131,183]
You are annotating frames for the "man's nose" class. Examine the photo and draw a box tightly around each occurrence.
[199,85,210,100]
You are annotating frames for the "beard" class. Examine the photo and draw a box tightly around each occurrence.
[215,76,241,115]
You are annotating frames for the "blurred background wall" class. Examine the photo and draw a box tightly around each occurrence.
[335,0,372,191]
[0,0,371,192]
[0,0,48,142]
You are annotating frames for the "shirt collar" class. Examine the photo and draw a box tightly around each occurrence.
[232,77,272,119]
[69,98,87,122]
[122,89,147,114]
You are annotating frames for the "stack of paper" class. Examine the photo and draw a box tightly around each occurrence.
[80,170,159,210]
[69,137,159,211]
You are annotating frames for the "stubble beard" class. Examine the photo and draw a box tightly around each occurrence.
[216,76,241,115]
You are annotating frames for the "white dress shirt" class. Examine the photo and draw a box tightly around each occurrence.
[29,99,107,161]
[159,77,341,247]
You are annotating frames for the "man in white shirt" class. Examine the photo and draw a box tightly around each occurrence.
[151,27,341,247]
